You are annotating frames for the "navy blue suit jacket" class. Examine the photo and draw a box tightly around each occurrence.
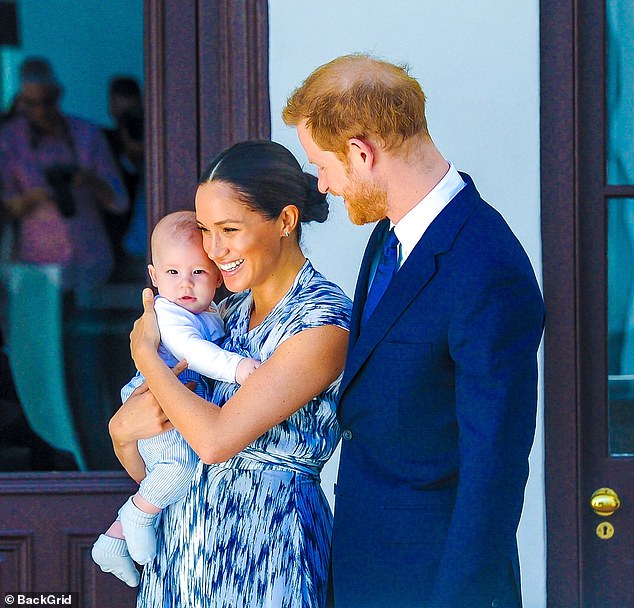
[330,174,545,608]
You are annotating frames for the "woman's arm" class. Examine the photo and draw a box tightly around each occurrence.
[109,365,183,482]
[131,289,348,464]
[110,427,146,483]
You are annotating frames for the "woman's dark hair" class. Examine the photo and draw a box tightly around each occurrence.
[199,140,328,239]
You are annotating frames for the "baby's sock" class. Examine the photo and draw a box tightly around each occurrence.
[91,534,140,587]
[118,496,159,565]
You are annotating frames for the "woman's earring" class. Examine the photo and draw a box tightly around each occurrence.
[285,231,290,238]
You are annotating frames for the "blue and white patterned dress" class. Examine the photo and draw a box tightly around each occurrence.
[137,260,352,608]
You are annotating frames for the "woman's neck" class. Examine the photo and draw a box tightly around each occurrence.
[248,248,306,329]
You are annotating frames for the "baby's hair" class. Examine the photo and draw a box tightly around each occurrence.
[150,210,201,261]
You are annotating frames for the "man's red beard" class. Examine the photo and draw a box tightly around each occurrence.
[343,176,388,226]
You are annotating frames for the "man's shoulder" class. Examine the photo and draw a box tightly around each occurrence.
[446,175,514,240]
[102,127,121,152]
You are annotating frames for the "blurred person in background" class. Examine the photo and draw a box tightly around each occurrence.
[0,56,128,291]
[102,76,146,280]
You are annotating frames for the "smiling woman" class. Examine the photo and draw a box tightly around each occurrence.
[196,140,330,323]
[195,179,296,303]
[109,140,352,607]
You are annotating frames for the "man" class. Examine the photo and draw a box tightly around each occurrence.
[283,54,545,608]
[0,57,128,290]
[102,75,146,280]
[103,76,144,214]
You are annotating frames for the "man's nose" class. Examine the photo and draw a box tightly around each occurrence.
[317,173,328,194]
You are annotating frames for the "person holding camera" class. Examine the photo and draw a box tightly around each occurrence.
[0,57,129,290]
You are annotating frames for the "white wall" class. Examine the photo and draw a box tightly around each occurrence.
[269,2,545,607]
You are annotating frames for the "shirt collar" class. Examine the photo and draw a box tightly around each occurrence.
[392,162,466,264]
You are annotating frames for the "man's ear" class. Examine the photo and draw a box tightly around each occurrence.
[347,137,375,172]
[147,264,158,288]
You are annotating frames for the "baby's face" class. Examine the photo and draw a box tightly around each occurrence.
[148,238,222,314]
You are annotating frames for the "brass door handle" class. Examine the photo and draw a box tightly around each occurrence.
[590,488,621,516]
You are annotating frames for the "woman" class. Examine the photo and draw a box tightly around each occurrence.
[109,140,352,607]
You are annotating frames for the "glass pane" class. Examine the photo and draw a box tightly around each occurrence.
[606,0,634,185]
[608,198,634,455]
[0,0,144,472]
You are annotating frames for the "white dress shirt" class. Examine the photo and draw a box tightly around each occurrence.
[393,162,466,268]
[367,163,466,292]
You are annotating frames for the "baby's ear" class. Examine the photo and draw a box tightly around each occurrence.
[147,264,159,288]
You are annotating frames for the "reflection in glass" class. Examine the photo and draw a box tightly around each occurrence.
[0,0,143,472]
[608,198,634,455]
[606,0,634,185]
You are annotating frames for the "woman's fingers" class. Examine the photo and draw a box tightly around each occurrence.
[142,287,154,312]
[130,288,161,367]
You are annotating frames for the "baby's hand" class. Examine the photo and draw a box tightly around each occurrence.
[235,357,261,385]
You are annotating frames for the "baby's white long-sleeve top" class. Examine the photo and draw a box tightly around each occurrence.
[155,295,245,384]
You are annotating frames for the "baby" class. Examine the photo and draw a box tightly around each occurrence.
[91,210,259,586]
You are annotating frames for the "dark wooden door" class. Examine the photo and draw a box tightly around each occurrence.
[0,474,138,605]
[542,1,634,605]
[0,1,269,604]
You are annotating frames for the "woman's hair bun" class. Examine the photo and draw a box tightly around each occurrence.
[199,140,329,238]
[302,172,328,224]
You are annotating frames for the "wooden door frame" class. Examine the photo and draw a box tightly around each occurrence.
[145,0,271,227]
[540,1,634,605]
[540,0,581,605]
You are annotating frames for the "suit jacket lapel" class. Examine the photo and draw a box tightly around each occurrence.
[347,219,389,350]
[339,174,481,398]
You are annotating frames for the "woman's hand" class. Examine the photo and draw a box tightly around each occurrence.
[110,380,175,445]
[109,361,187,482]
[109,380,170,483]
[130,288,161,372]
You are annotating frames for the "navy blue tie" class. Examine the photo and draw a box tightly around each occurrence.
[361,228,399,326]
